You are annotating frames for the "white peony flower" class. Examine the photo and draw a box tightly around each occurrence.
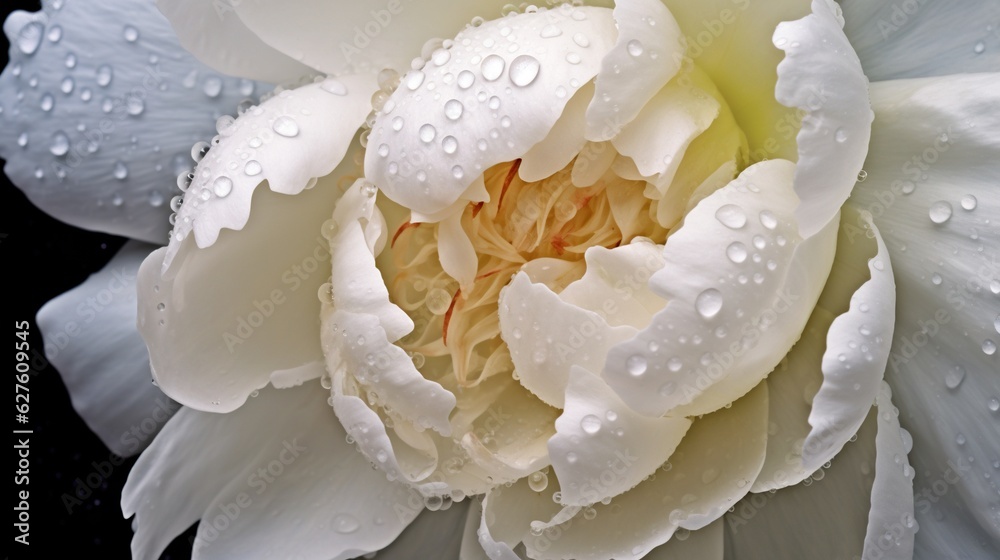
[2,0,997,559]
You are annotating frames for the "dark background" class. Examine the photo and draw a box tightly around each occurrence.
[3,2,194,557]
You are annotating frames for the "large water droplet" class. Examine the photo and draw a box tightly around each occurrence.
[540,24,562,38]
[17,133,28,148]
[626,354,647,377]
[320,78,348,95]
[626,39,644,57]
[984,339,997,356]
[457,70,475,89]
[39,93,54,112]
[444,99,464,120]
[695,288,724,319]
[213,176,233,197]
[405,70,425,90]
[973,41,986,54]
[960,195,978,211]
[726,242,747,263]
[944,366,966,390]
[481,54,506,81]
[113,160,128,180]
[988,398,999,413]
[581,414,602,435]
[333,513,360,534]
[715,204,747,229]
[202,75,223,98]
[60,76,74,94]
[928,201,953,224]
[126,96,144,116]
[442,135,458,154]
[528,471,548,492]
[759,210,778,230]
[123,25,139,43]
[96,64,113,87]
[272,115,300,137]
[49,131,69,156]
[17,21,44,55]
[244,160,262,176]
[509,55,540,87]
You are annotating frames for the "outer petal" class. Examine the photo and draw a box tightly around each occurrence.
[0,0,265,244]
[166,75,375,266]
[773,0,873,238]
[803,209,895,471]
[365,6,617,215]
[646,519,723,560]
[548,366,691,507]
[523,383,768,560]
[374,501,471,560]
[136,157,359,412]
[155,0,313,83]
[840,0,1000,82]
[230,0,513,75]
[584,0,685,141]
[122,381,421,560]
[847,73,1000,558]
[479,474,564,560]
[36,240,176,457]
[603,159,837,417]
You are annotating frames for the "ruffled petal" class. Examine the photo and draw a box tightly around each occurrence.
[136,158,360,412]
[518,82,593,183]
[479,475,564,560]
[804,209,895,471]
[365,5,617,215]
[229,0,513,75]
[840,0,1000,82]
[0,0,265,244]
[498,271,637,408]
[166,75,375,267]
[549,366,691,507]
[773,0,873,238]
[847,72,1000,557]
[523,383,768,560]
[155,0,313,83]
[603,159,837,417]
[36,240,176,457]
[122,381,421,560]
[584,0,684,141]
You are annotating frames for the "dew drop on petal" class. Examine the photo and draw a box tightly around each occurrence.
[442,135,458,154]
[929,201,953,224]
[320,78,348,95]
[17,21,44,55]
[509,55,540,87]
[333,513,360,534]
[444,99,464,120]
[834,127,848,143]
[695,288,724,319]
[213,176,233,198]
[96,64,113,87]
[759,210,778,230]
[626,39,644,57]
[960,195,978,211]
[457,70,475,89]
[626,354,647,377]
[49,131,69,156]
[481,54,506,81]
[123,25,139,42]
[715,204,746,229]
[113,160,128,180]
[944,366,966,390]
[244,160,262,176]
[272,115,300,137]
[528,471,548,492]
[419,123,437,143]
[983,339,997,356]
[581,414,602,435]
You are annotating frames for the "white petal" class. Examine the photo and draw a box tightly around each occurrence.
[840,0,1000,82]
[439,206,479,293]
[863,382,916,560]
[659,0,809,160]
[166,75,375,267]
[804,209,895,471]
[136,162,357,412]
[36,241,176,457]
[155,0,313,83]
[773,0,873,238]
[518,82,593,183]
[611,67,720,185]
[603,159,837,417]
[461,499,491,560]
[645,519,723,560]
[499,272,637,408]
[0,0,267,243]
[585,0,684,141]
[365,6,617,215]
[847,72,1000,557]
[122,381,421,560]
[549,366,691,506]
[229,0,512,75]
[374,501,470,560]
[723,406,878,559]
[523,383,768,560]
[479,475,564,560]
[559,240,667,329]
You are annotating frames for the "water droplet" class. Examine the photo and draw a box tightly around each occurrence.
[901,181,915,195]
[931,273,943,286]
[431,48,451,66]
[17,21,44,55]
[405,70,425,90]
[17,133,27,148]
[945,366,966,390]
[759,210,778,230]
[573,33,590,48]
[929,201,953,224]
[452,165,464,179]
[509,55,540,87]
[191,141,210,162]
[480,54,506,82]
[419,123,437,143]
[333,513,360,534]
[983,339,997,356]
[213,176,233,197]
[64,52,77,68]
[626,39,644,57]
[994,313,1000,334]
[272,116,300,137]
[244,160,262,176]
[973,41,986,54]
[566,452,579,464]
[956,433,966,446]
[202,76,223,98]
[856,169,868,182]
[442,135,459,155]
[96,64,113,87]
[113,160,128,180]
[320,78,348,95]
[540,24,562,38]
[960,195,978,211]
[455,70,476,91]
[834,128,848,143]
[701,467,719,484]
[59,76,74,94]
[988,398,999,412]
[49,131,69,156]
[39,93,54,112]
[126,96,144,116]
[123,25,139,43]
[444,99,464,120]
[626,354,647,377]
[715,204,747,229]
[695,288,724,319]
[581,415,602,434]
